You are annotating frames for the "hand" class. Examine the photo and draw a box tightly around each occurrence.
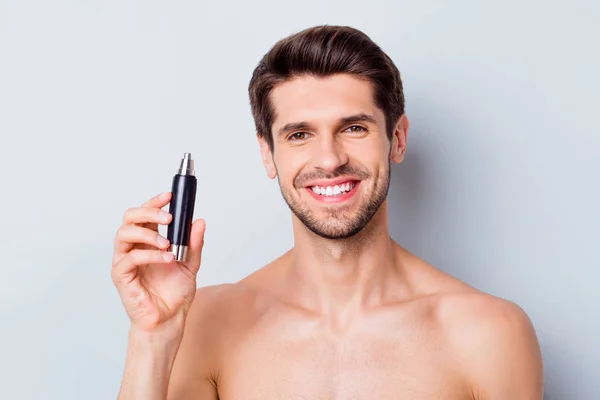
[111,191,206,334]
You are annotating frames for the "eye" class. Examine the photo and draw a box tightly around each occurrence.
[345,125,367,134]
[288,132,308,141]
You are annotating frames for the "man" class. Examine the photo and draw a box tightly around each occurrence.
[112,25,543,399]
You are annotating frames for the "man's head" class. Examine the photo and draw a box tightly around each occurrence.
[248,25,409,240]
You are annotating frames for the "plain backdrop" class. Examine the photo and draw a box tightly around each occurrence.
[1,0,598,399]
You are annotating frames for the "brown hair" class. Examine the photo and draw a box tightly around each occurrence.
[248,24,405,151]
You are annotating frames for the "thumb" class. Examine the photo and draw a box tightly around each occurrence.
[182,218,206,275]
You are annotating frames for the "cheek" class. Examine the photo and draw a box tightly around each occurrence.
[351,132,388,157]
[274,151,306,185]
[351,146,385,170]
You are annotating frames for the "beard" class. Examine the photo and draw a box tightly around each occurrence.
[277,162,391,240]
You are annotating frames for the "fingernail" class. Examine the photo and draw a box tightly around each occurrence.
[163,252,173,261]
[157,235,169,247]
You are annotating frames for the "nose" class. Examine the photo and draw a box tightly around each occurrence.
[312,134,349,172]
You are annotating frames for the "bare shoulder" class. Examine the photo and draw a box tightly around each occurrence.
[400,242,544,398]
[186,281,263,339]
[191,282,249,316]
[184,252,289,339]
[168,281,263,399]
[435,289,544,399]
[436,288,535,334]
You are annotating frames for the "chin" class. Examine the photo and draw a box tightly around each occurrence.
[306,222,367,240]
[293,205,374,240]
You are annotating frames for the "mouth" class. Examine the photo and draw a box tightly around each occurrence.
[305,180,360,203]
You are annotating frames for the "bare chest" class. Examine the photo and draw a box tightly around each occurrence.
[216,323,468,400]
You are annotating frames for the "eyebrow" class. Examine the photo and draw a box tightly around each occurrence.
[276,113,378,138]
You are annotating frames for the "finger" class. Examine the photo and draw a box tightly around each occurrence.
[114,225,171,255]
[141,191,172,208]
[111,249,175,285]
[122,206,172,226]
[181,218,206,275]
[137,192,172,232]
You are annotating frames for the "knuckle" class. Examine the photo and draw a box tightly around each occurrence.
[111,258,125,280]
[128,249,142,263]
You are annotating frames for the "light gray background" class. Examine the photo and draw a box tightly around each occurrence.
[0,0,598,399]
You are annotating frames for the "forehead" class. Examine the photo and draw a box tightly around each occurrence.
[269,74,383,130]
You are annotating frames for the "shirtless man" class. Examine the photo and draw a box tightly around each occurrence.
[112,25,544,399]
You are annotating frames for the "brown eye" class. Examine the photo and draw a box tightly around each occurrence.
[346,126,367,133]
[289,132,307,141]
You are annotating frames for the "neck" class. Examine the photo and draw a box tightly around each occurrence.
[286,201,405,322]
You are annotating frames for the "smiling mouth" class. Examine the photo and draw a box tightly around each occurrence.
[309,181,358,197]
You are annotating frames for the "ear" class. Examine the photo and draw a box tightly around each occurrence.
[390,114,409,164]
[257,134,277,179]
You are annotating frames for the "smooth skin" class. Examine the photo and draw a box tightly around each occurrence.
[113,74,544,399]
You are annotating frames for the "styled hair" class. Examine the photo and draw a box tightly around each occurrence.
[248,24,405,151]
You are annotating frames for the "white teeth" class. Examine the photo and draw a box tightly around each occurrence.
[311,182,356,197]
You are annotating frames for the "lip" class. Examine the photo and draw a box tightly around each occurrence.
[306,180,361,203]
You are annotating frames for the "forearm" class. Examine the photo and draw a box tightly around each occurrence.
[117,326,184,400]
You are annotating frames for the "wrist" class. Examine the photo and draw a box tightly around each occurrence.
[118,312,189,400]
[119,329,182,400]
[124,324,184,381]
[130,309,187,343]
[127,315,187,362]
[128,328,182,352]
[128,326,184,355]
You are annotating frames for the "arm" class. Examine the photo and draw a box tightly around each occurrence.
[118,287,220,400]
[166,286,222,400]
[456,297,544,399]
[118,321,185,400]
